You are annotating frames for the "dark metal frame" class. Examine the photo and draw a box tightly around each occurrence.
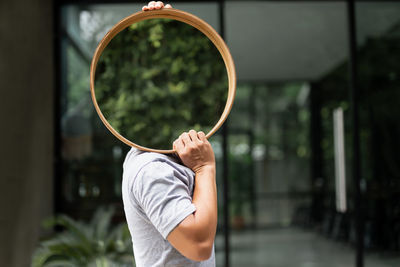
[53,0,61,222]
[217,1,231,265]
[347,1,363,267]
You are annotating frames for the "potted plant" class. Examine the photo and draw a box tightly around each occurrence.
[32,206,134,267]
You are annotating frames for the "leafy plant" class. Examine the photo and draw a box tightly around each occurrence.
[32,207,134,267]
[95,18,228,149]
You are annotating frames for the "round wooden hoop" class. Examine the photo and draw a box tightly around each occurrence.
[90,8,236,154]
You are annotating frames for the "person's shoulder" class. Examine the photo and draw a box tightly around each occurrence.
[124,150,173,174]
[140,153,194,183]
[123,148,164,169]
[124,148,193,182]
[139,153,181,176]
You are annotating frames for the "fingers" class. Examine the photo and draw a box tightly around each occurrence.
[173,138,184,152]
[143,2,171,11]
[148,1,156,10]
[197,131,207,142]
[155,1,164,8]
[177,130,206,147]
[189,129,202,144]
[173,130,207,155]
[180,132,192,146]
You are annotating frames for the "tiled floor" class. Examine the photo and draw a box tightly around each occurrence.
[215,228,400,267]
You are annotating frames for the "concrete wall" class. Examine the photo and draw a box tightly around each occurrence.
[0,0,54,266]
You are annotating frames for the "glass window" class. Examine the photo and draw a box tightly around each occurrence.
[356,2,400,267]
[225,2,356,266]
[57,2,400,266]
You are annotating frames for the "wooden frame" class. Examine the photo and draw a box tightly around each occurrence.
[90,8,236,153]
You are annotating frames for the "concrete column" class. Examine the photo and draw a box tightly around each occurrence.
[0,0,54,266]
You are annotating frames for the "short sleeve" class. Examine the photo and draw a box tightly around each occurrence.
[133,161,196,239]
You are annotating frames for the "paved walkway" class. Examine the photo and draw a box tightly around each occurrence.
[215,228,399,267]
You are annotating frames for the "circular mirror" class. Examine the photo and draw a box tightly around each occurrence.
[90,9,236,153]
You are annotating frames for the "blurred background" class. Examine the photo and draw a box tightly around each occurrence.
[1,0,400,267]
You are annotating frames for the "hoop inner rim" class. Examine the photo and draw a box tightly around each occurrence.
[90,8,236,154]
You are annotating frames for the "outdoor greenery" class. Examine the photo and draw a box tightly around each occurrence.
[95,18,228,149]
[32,207,134,267]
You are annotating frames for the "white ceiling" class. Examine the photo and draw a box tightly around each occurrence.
[225,2,400,82]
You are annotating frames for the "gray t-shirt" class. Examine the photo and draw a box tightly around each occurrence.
[122,148,215,267]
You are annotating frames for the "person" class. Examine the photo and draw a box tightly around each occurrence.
[122,3,217,266]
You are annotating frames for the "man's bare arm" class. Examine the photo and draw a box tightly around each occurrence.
[168,130,217,261]
[142,2,216,261]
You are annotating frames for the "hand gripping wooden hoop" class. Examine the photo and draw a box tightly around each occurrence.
[90,8,236,154]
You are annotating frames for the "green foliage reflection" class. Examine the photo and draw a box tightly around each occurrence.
[95,18,228,149]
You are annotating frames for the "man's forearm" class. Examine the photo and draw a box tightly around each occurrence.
[191,164,217,245]
[169,130,217,261]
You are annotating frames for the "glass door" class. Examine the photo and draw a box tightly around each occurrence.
[224,2,357,266]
